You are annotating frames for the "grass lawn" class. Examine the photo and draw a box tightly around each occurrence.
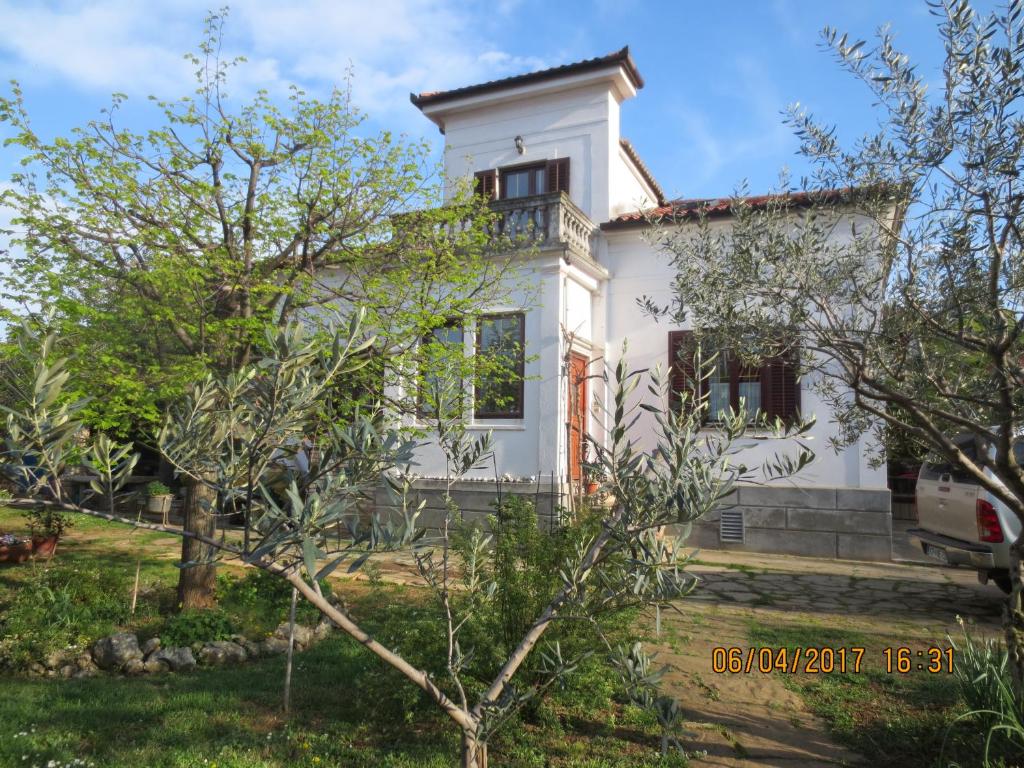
[0,507,689,768]
[0,505,197,588]
[6,505,1013,767]
[748,619,1016,768]
[1,629,689,768]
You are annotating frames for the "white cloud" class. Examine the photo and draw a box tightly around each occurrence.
[771,0,806,45]
[230,0,550,121]
[0,181,31,319]
[0,0,550,130]
[0,0,199,95]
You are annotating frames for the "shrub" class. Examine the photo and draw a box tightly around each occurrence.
[489,496,571,649]
[451,497,635,717]
[22,506,73,538]
[146,481,171,496]
[0,563,138,666]
[160,608,236,647]
[947,618,1024,764]
[218,568,330,630]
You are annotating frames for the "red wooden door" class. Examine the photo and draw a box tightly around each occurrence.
[568,352,588,484]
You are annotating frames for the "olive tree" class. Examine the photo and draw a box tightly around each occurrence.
[0,315,811,767]
[0,11,513,607]
[648,0,1024,690]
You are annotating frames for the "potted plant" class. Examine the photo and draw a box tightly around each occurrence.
[0,532,32,563]
[23,507,71,559]
[146,481,174,525]
[583,466,605,496]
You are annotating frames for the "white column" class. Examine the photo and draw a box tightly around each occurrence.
[536,260,565,482]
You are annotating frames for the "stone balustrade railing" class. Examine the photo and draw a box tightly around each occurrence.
[489,191,597,263]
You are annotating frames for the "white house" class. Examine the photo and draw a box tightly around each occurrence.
[388,47,892,561]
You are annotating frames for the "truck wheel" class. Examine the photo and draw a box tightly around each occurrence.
[994,573,1013,594]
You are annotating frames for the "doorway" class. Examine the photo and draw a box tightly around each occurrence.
[568,352,589,484]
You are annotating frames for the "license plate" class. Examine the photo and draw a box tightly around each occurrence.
[924,544,949,564]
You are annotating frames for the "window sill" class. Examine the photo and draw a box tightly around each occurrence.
[468,421,526,431]
[698,426,791,440]
[410,420,526,432]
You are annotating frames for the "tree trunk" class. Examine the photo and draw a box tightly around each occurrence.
[176,475,218,610]
[1006,540,1024,698]
[461,732,487,768]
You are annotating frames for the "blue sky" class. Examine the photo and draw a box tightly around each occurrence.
[0,0,999,208]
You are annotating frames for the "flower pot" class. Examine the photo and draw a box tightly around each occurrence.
[585,481,600,495]
[31,535,59,558]
[148,494,173,525]
[0,540,32,563]
[147,494,173,515]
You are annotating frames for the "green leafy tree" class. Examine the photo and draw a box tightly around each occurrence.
[1,318,810,767]
[649,0,1024,693]
[0,11,514,606]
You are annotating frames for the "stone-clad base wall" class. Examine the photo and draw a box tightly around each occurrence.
[679,485,893,562]
[375,481,893,562]
[373,478,566,532]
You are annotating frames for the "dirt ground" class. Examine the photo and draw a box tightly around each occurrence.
[654,605,856,767]
[642,549,1003,767]
[321,534,1003,766]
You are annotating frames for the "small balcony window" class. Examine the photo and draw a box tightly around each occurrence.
[474,159,569,201]
[501,163,547,199]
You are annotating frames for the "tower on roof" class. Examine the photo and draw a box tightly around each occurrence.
[410,47,659,222]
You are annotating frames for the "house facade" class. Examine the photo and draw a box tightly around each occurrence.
[391,47,892,561]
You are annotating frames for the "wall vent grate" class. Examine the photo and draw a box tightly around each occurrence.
[720,509,745,543]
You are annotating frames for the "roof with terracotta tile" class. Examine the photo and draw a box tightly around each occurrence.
[601,188,859,230]
[410,47,643,110]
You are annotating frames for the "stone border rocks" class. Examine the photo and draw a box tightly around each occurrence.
[23,616,337,680]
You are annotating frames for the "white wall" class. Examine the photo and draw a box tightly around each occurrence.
[600,226,887,490]
[610,144,657,218]
[563,275,593,341]
[399,257,565,482]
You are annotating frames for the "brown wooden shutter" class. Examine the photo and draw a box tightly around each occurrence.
[668,330,700,414]
[474,169,497,200]
[760,350,800,422]
[546,158,570,194]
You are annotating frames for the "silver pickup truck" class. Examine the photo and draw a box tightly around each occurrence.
[908,436,1022,593]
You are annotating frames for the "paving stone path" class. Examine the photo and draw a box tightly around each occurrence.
[685,550,1003,624]
[346,543,1004,625]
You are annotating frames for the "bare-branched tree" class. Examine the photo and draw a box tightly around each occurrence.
[647,0,1024,691]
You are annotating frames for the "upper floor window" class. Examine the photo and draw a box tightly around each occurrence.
[475,158,570,201]
[501,163,546,199]
[415,314,526,422]
[417,319,465,420]
[475,313,525,419]
[668,330,799,424]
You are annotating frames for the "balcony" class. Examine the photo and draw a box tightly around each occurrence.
[489,191,598,265]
